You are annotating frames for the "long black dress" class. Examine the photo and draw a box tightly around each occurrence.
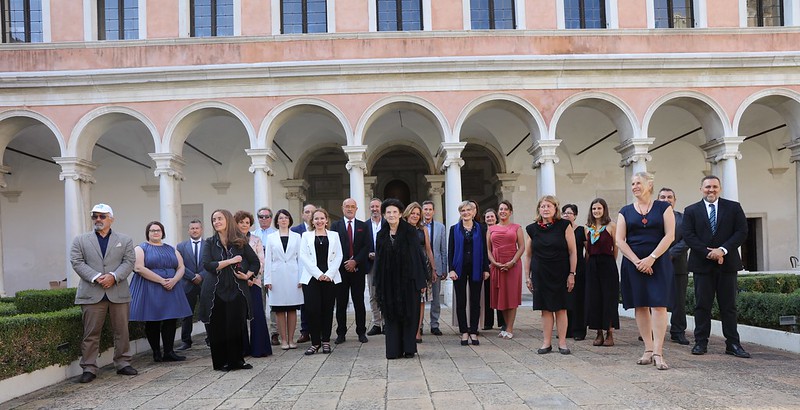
[566,225,586,339]
[374,219,427,359]
[527,219,571,312]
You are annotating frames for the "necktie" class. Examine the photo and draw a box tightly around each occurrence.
[709,204,717,236]
[347,220,354,257]
[193,240,200,268]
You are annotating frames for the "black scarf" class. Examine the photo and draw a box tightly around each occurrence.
[374,219,424,322]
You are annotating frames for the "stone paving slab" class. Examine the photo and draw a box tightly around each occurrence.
[3,306,800,409]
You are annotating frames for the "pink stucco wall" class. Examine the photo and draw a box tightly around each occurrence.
[241,0,273,36]
[49,1,85,42]
[617,0,647,29]
[336,0,369,32]
[147,0,180,39]
[431,0,464,31]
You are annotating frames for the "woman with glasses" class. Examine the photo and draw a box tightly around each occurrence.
[265,209,304,350]
[234,210,272,358]
[129,221,192,362]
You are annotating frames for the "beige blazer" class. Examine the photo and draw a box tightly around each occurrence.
[70,230,136,304]
[298,230,343,285]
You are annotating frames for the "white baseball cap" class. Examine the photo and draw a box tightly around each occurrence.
[91,203,114,217]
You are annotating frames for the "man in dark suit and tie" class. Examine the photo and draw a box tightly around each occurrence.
[292,203,316,343]
[683,175,750,358]
[332,198,371,344]
[658,188,690,345]
[176,219,207,351]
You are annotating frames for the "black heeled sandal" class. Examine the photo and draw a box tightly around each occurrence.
[322,342,332,354]
[304,345,320,355]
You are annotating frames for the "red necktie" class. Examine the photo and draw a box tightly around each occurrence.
[347,220,354,257]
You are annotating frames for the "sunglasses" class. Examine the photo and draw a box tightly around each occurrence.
[258,215,272,219]
[91,214,108,220]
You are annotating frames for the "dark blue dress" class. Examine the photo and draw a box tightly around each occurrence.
[619,200,674,309]
[130,242,192,321]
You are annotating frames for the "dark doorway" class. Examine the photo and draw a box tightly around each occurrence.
[741,218,762,271]
[383,179,411,207]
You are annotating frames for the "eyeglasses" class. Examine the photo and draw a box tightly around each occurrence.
[148,229,162,233]
[91,214,108,220]
[258,215,272,219]
[562,211,575,215]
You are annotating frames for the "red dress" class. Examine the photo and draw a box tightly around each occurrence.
[488,223,522,310]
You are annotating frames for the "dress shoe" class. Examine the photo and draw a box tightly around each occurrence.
[691,344,707,355]
[573,335,585,341]
[366,325,383,336]
[358,334,368,343]
[558,347,571,355]
[430,327,442,336]
[152,349,163,362]
[175,342,191,351]
[726,343,751,358]
[78,372,96,383]
[162,351,186,362]
[117,366,138,376]
[297,333,311,343]
[334,335,346,344]
[537,346,552,354]
[403,352,416,358]
[271,334,281,346]
[229,362,253,370]
[671,334,690,345]
[593,331,604,346]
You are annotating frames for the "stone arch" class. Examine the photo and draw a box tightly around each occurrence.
[293,142,346,180]
[642,90,731,141]
[463,137,507,174]
[0,109,66,161]
[162,101,255,155]
[550,91,640,142]
[453,93,547,143]
[260,98,352,147]
[366,141,436,175]
[68,106,159,159]
[355,95,450,145]
[733,88,800,143]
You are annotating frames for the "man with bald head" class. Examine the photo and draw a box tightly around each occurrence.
[332,198,371,344]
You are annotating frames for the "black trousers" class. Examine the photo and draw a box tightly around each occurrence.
[693,270,740,346]
[670,273,689,336]
[144,320,177,354]
[384,290,420,359]
[454,274,482,334]
[566,270,587,338]
[483,276,505,329]
[336,271,367,337]
[180,285,201,345]
[209,294,247,370]
[303,278,336,345]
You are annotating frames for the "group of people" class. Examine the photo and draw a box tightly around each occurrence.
[69,173,750,382]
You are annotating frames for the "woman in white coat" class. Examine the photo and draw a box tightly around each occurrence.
[298,208,343,355]
[265,209,304,350]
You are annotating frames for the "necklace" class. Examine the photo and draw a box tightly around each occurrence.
[634,201,653,225]
[389,231,397,245]
[316,235,325,245]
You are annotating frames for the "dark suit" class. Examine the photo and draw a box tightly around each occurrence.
[683,198,748,347]
[176,238,207,346]
[669,211,690,337]
[332,217,370,337]
[291,223,310,334]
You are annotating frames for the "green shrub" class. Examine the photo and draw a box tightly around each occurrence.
[685,287,800,331]
[0,296,14,303]
[14,288,77,314]
[737,274,800,294]
[0,302,17,317]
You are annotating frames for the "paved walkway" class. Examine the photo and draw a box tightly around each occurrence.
[4,306,800,409]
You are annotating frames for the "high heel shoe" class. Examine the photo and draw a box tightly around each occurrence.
[460,333,469,346]
[637,350,654,365]
[653,354,669,370]
[592,330,604,346]
[470,334,480,346]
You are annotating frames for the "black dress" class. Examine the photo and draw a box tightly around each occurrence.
[585,227,620,330]
[527,219,571,312]
[566,225,586,338]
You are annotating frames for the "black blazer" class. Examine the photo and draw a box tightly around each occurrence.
[683,198,748,273]
[331,218,370,274]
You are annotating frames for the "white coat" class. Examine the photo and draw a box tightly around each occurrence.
[264,231,304,307]
[299,230,343,285]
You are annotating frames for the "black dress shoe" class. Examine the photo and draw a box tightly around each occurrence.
[691,344,707,355]
[366,326,382,336]
[176,342,191,351]
[558,347,571,355]
[671,334,690,345]
[153,349,163,362]
[573,336,585,341]
[537,346,552,354]
[726,344,751,358]
[162,351,186,362]
[229,362,253,370]
[358,334,368,343]
[117,366,138,376]
[430,327,443,336]
[334,335,346,344]
[403,352,415,358]
[78,372,96,383]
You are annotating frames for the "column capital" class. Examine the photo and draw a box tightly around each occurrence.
[614,138,654,167]
[343,145,368,172]
[54,157,97,183]
[149,153,186,181]
[492,172,520,194]
[786,139,800,163]
[246,148,277,176]
[0,165,10,189]
[424,174,446,195]
[700,136,745,163]
[281,179,309,201]
[439,142,467,171]
[527,139,561,169]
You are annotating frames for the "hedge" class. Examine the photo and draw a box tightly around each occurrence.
[14,288,77,314]
[685,287,800,331]
[736,274,800,294]
[0,302,17,317]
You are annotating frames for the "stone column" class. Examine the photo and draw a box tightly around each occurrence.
[615,138,655,203]
[424,174,445,223]
[440,142,466,228]
[528,139,561,197]
[55,157,97,287]
[281,179,308,219]
[494,172,521,204]
[344,145,368,220]
[0,165,10,296]
[246,148,277,212]
[149,153,185,245]
[700,136,745,201]
[364,176,377,207]
[787,140,800,264]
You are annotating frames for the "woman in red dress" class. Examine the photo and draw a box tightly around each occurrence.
[486,200,525,339]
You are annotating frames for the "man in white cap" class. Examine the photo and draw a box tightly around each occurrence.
[70,203,137,383]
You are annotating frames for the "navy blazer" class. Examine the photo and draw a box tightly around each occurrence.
[291,223,309,235]
[683,198,748,273]
[176,238,206,293]
[331,218,370,274]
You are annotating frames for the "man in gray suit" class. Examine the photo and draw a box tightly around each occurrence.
[422,200,447,336]
[70,203,137,383]
[176,219,206,351]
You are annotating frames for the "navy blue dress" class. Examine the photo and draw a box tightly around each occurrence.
[619,200,674,309]
[130,242,192,321]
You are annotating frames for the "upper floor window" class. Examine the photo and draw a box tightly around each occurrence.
[654,0,694,28]
[747,0,783,27]
[565,0,606,29]
[378,0,422,31]
[282,0,327,34]
[470,0,515,29]
[98,0,138,40]
[1,0,42,43]
[191,0,233,37]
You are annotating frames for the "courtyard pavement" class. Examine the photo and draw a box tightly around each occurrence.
[3,306,800,409]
